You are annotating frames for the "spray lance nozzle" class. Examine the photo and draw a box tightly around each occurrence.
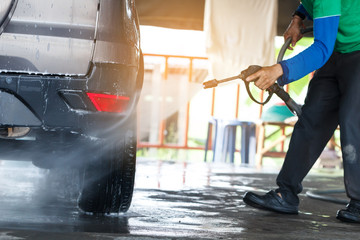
[203,79,219,89]
[203,65,262,89]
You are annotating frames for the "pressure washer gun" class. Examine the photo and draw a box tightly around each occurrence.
[203,28,313,117]
[202,65,302,116]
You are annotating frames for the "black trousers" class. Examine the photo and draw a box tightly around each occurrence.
[276,51,360,205]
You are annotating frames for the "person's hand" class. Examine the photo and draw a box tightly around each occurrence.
[284,15,305,50]
[245,64,283,90]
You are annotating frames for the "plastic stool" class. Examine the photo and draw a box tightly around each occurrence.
[204,118,256,164]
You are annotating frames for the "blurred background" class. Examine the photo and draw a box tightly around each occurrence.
[134,0,338,169]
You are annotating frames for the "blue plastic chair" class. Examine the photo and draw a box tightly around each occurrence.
[204,117,256,164]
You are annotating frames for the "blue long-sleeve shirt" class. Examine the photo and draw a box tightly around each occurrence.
[277,5,340,86]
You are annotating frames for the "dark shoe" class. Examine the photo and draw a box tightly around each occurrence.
[336,201,360,223]
[243,190,298,214]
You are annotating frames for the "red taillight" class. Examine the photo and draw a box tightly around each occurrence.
[86,93,130,113]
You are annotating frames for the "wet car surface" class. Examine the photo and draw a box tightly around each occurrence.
[0,0,143,215]
[0,158,358,239]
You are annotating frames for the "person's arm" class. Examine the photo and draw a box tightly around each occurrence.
[284,4,310,51]
[294,4,312,21]
[277,16,339,86]
[246,6,339,89]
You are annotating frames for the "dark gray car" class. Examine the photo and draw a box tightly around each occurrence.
[0,0,143,214]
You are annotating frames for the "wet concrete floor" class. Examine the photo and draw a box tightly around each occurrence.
[0,158,358,239]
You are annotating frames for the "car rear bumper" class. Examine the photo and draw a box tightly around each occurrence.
[0,62,141,138]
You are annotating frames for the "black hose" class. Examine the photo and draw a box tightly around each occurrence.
[306,189,348,205]
[267,84,302,116]
[277,27,313,64]
[274,28,314,117]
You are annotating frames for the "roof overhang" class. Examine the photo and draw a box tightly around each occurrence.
[136,0,300,35]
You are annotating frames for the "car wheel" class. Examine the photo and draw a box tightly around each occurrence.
[77,119,137,214]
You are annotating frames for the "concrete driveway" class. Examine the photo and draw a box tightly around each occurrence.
[0,158,357,239]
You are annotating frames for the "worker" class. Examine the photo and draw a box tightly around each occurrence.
[243,0,360,223]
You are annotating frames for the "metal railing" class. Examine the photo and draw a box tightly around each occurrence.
[137,53,211,151]
[137,53,289,153]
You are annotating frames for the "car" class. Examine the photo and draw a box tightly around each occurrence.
[0,0,143,214]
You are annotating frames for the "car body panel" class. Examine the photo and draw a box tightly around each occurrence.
[0,0,142,144]
[0,0,142,214]
[0,0,141,127]
[0,0,98,75]
[93,0,140,65]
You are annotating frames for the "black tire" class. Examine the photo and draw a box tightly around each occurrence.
[78,52,143,214]
[77,120,137,214]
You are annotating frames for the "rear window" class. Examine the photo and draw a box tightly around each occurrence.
[0,0,98,76]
